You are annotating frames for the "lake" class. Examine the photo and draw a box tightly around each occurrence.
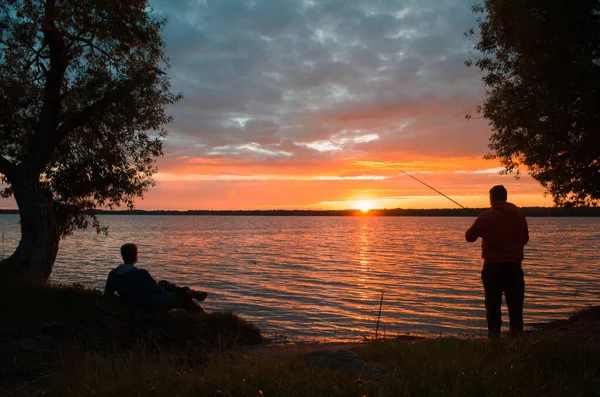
[1,215,598,341]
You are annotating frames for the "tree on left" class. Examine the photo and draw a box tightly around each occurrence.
[0,0,180,283]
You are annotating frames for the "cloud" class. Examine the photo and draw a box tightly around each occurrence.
[0,1,552,212]
[154,173,389,182]
[133,169,552,210]
[149,0,485,165]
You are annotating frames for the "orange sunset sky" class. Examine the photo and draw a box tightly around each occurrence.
[0,0,555,211]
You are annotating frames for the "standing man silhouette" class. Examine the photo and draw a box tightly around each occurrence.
[466,185,529,337]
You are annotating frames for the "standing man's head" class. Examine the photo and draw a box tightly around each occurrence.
[120,243,138,265]
[489,185,508,206]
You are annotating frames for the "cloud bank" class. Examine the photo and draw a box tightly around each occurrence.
[0,0,551,210]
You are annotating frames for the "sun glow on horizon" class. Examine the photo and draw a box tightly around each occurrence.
[354,200,375,213]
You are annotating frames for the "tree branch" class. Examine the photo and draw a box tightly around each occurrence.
[90,122,114,156]
[28,0,69,174]
[64,33,117,64]
[46,81,136,160]
[38,0,66,127]
[24,42,49,74]
[0,155,16,180]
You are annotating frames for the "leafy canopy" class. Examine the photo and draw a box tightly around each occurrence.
[0,0,180,234]
[467,0,600,206]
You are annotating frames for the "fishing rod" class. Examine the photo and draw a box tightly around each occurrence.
[383,162,467,210]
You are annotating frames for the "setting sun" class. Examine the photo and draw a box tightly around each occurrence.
[354,200,375,213]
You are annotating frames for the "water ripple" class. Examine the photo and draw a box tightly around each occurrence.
[1,215,599,340]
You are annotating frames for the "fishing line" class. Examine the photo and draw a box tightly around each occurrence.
[383,162,467,209]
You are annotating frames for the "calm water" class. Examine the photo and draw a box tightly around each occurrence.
[1,215,599,340]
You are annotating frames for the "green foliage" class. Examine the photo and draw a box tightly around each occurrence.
[0,0,180,235]
[467,0,600,207]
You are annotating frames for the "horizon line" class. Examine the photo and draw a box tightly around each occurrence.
[1,206,597,213]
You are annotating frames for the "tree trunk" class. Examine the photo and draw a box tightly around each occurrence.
[0,172,59,283]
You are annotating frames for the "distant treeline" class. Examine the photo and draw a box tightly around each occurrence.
[2,207,600,217]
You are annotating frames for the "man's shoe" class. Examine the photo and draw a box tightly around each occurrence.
[190,291,208,301]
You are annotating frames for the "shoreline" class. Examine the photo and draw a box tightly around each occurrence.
[1,282,598,396]
[259,303,597,348]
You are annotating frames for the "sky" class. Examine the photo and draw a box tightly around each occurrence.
[2,0,555,210]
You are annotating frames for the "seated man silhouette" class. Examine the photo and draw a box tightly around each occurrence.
[104,243,208,312]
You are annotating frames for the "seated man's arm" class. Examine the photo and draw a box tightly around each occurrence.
[138,269,165,293]
[104,271,116,296]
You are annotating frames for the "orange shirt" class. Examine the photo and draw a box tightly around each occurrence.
[465,202,529,264]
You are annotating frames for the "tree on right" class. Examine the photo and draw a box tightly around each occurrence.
[467,0,600,207]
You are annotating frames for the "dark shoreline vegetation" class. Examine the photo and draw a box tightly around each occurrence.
[2,207,600,217]
[1,283,598,396]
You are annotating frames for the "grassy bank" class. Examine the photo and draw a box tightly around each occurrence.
[1,284,598,396]
[0,282,263,395]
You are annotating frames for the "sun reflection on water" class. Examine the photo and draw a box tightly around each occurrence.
[357,221,370,300]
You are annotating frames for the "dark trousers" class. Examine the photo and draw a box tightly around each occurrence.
[156,280,203,312]
[481,262,525,337]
